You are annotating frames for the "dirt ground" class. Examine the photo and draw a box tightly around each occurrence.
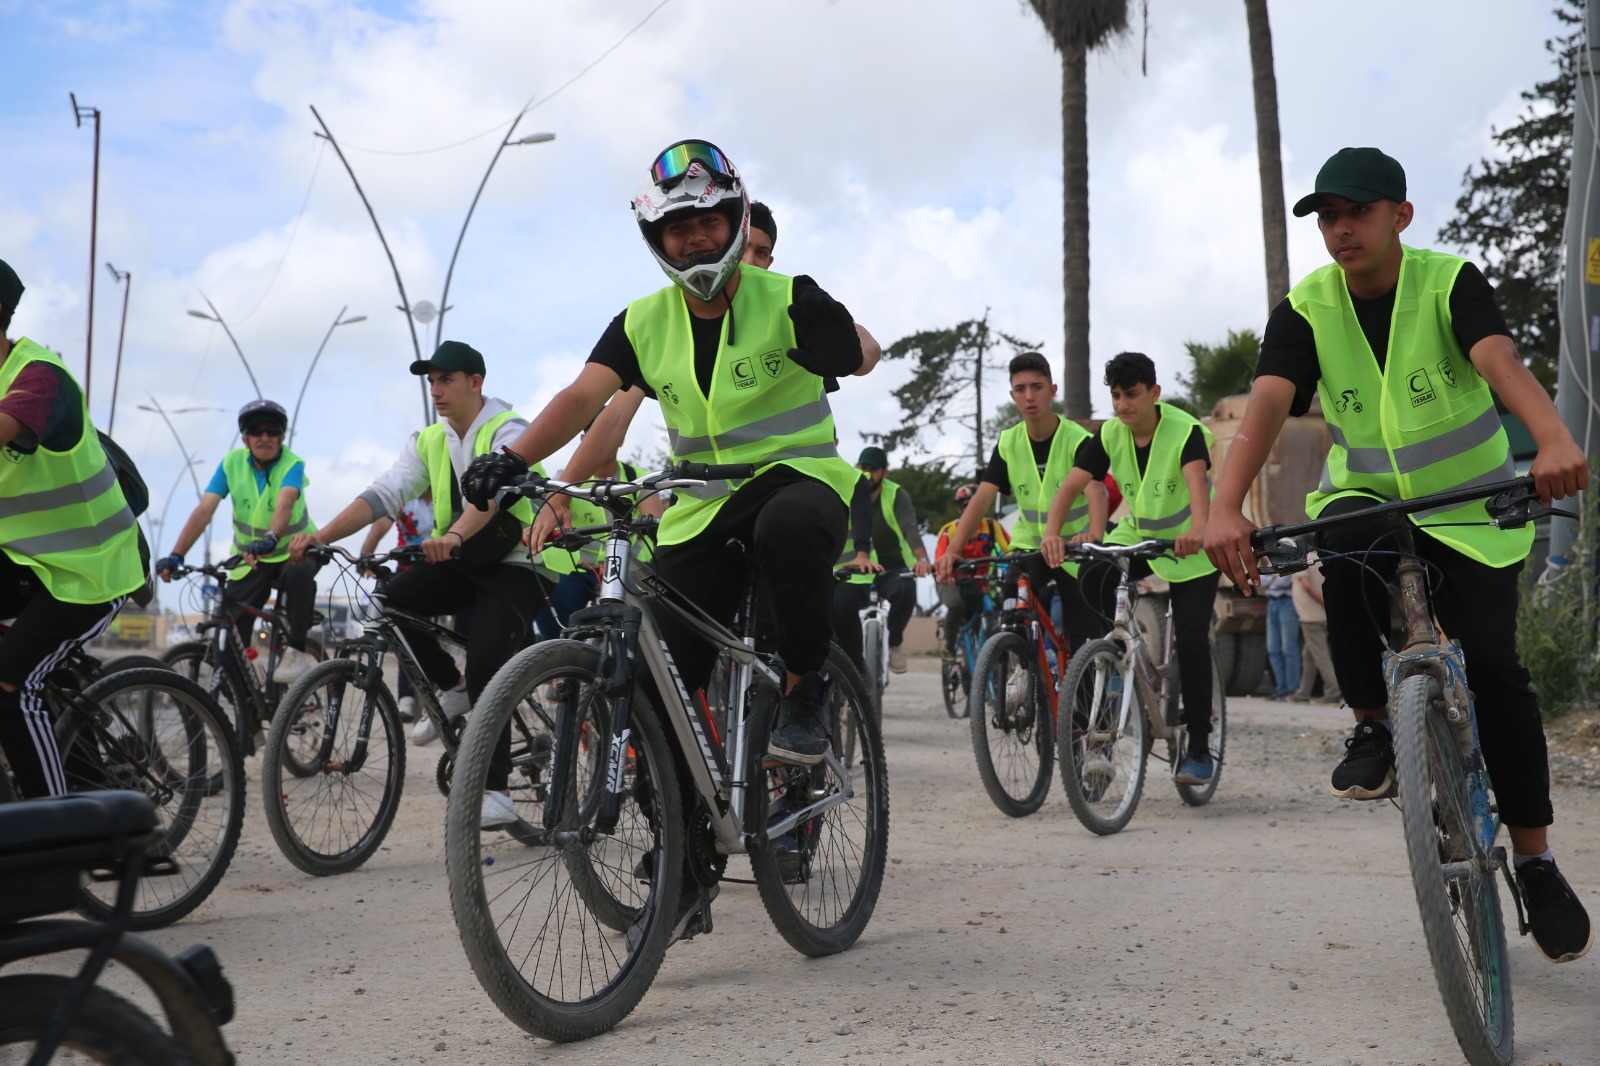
[96,658,1599,1066]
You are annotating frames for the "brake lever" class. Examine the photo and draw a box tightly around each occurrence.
[1486,482,1576,528]
[1255,536,1310,575]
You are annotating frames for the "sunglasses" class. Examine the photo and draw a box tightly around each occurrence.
[649,140,735,190]
[245,425,284,439]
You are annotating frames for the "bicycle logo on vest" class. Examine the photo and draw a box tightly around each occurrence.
[1335,389,1363,414]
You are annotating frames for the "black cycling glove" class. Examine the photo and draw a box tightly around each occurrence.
[242,531,279,556]
[461,447,529,508]
[786,287,864,377]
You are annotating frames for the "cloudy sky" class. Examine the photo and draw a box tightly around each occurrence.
[5,0,1571,563]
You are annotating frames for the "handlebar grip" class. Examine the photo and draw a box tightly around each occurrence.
[670,461,755,481]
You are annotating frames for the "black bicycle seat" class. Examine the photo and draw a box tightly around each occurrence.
[0,791,160,869]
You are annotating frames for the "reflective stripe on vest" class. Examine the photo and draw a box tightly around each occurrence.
[1102,401,1217,584]
[623,269,857,545]
[1293,246,1531,567]
[997,417,1090,573]
[0,339,144,603]
[417,410,538,533]
[223,446,315,578]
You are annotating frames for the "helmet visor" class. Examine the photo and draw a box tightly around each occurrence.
[649,140,736,190]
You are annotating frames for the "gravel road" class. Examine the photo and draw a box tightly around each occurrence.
[96,658,1599,1065]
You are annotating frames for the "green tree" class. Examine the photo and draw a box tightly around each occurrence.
[1173,329,1261,415]
[1437,0,1580,395]
[888,459,970,535]
[869,314,1039,471]
[1243,0,1290,308]
[1028,0,1132,417]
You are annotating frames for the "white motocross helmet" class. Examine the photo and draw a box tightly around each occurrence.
[633,139,750,302]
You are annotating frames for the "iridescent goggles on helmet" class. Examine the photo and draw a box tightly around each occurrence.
[649,140,736,190]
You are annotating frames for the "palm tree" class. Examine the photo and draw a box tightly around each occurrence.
[1244,0,1290,307]
[1029,0,1130,418]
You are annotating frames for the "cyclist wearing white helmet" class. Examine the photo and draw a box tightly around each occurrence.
[466,139,869,775]
[156,397,323,684]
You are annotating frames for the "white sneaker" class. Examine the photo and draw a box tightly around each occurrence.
[396,696,417,722]
[410,715,439,746]
[480,790,518,829]
[440,680,471,722]
[272,647,315,685]
[888,645,908,674]
[1005,665,1030,707]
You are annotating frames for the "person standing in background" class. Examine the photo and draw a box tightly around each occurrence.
[1262,571,1300,699]
[1290,549,1340,704]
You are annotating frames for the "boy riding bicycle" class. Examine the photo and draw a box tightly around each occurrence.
[934,482,1009,662]
[1040,351,1221,786]
[1203,146,1591,963]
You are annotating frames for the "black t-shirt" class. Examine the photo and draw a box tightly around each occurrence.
[586,274,839,396]
[1073,408,1210,482]
[1254,261,1511,416]
[972,416,1088,496]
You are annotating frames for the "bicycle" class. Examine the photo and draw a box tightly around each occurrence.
[258,543,549,877]
[834,564,908,723]
[443,462,888,1043]
[967,550,1069,818]
[0,790,235,1064]
[937,557,1002,720]
[161,555,325,758]
[0,639,244,930]
[1248,475,1562,1066]
[1054,540,1226,835]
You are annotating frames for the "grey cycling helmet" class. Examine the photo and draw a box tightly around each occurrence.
[237,398,289,434]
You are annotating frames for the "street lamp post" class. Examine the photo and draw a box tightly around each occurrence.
[289,307,367,447]
[137,397,225,566]
[308,104,553,424]
[186,294,263,399]
[147,457,203,612]
[70,93,101,405]
[105,263,131,434]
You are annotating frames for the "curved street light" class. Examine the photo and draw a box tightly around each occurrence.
[289,307,367,447]
[105,262,131,434]
[71,92,102,404]
[136,397,226,565]
[310,104,553,424]
[186,293,263,399]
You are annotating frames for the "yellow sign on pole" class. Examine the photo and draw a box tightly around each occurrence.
[1587,238,1600,285]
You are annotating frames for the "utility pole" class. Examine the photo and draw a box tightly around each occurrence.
[1553,0,1600,564]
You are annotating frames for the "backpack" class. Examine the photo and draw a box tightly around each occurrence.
[98,431,155,607]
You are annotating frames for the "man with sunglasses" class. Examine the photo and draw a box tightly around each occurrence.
[465,138,866,805]
[156,398,322,685]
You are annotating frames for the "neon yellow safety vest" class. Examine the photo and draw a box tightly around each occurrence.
[1103,402,1217,584]
[622,268,858,546]
[0,339,144,603]
[544,461,648,576]
[874,477,918,566]
[836,470,878,586]
[1292,246,1531,566]
[417,410,539,537]
[223,446,315,579]
[999,416,1091,573]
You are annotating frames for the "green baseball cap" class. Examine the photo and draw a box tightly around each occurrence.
[856,446,889,470]
[0,259,24,316]
[1292,147,1407,217]
[410,340,485,377]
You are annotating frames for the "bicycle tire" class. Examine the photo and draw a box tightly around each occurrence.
[445,639,683,1043]
[1173,651,1227,807]
[862,618,884,724]
[1057,638,1148,835]
[1393,673,1514,1066]
[0,974,196,1065]
[68,668,245,930]
[162,640,247,738]
[940,659,965,719]
[968,630,1054,817]
[89,654,174,677]
[751,645,889,957]
[261,659,405,876]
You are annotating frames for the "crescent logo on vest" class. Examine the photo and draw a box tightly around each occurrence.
[1408,368,1436,407]
[732,356,756,390]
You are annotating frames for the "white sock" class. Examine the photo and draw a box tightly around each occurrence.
[1513,848,1554,868]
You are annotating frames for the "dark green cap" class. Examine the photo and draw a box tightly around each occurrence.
[410,340,485,377]
[856,446,889,470]
[0,259,24,316]
[1292,147,1407,217]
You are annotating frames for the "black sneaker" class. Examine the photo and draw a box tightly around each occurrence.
[1516,857,1594,963]
[1329,715,1394,799]
[768,672,830,765]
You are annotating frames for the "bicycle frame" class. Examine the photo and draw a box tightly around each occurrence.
[1100,567,1183,744]
[995,562,1068,717]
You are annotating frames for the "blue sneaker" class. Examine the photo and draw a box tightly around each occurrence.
[1175,749,1214,786]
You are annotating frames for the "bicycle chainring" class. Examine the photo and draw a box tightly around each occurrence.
[688,806,727,888]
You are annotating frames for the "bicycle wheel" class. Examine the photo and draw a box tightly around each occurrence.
[751,645,888,957]
[261,659,405,876]
[0,974,195,1065]
[67,668,244,930]
[968,630,1053,817]
[1173,651,1227,807]
[1393,673,1514,1066]
[161,641,248,753]
[445,639,683,1043]
[1057,639,1148,835]
[940,658,965,719]
[861,617,884,724]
